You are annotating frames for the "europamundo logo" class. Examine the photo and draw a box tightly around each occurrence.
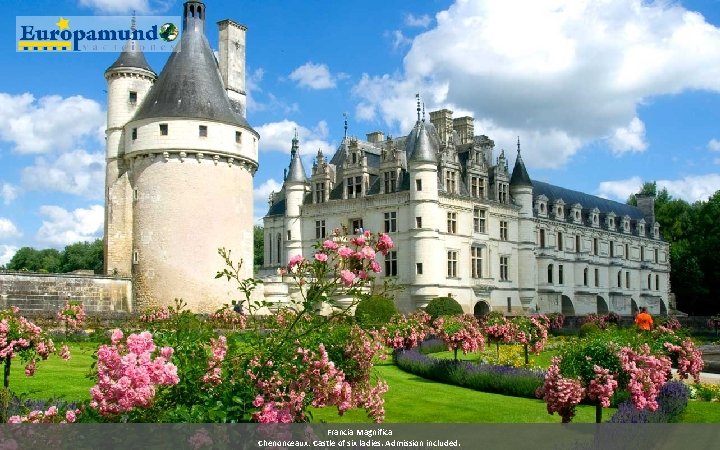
[16,16,181,52]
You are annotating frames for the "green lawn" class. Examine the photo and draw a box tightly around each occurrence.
[311,361,608,423]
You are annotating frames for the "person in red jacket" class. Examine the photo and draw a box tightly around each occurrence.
[635,307,653,331]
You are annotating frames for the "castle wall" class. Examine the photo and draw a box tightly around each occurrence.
[0,273,132,313]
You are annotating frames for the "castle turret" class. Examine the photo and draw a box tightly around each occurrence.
[104,17,156,277]
[108,0,260,312]
[509,138,536,311]
[283,132,309,264]
[406,99,441,309]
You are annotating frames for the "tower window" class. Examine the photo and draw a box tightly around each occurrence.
[131,128,137,140]
[415,217,422,228]
[199,125,208,137]
[159,124,168,136]
[129,91,137,104]
[236,131,242,143]
[415,179,422,191]
[132,250,139,265]
[595,268,599,287]
[133,189,138,201]
[416,263,423,275]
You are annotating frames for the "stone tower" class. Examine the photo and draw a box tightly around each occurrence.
[282,132,309,264]
[509,139,536,311]
[104,1,260,312]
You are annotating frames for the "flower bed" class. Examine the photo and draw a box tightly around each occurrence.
[394,348,544,399]
[609,381,690,423]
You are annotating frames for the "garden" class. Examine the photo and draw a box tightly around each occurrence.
[2,230,719,425]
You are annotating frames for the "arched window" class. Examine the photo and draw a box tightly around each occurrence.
[547,264,554,284]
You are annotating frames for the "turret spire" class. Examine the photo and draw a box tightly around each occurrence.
[416,93,421,122]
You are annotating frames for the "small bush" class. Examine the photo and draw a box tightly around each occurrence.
[354,295,397,327]
[609,381,690,423]
[578,322,600,337]
[424,297,463,321]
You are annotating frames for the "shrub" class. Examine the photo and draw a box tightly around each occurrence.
[609,381,690,423]
[578,322,600,337]
[424,297,463,321]
[355,295,397,327]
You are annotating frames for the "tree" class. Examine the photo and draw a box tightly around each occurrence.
[253,225,264,271]
[7,247,61,272]
[6,240,103,274]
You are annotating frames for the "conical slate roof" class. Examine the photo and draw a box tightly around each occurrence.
[405,120,439,163]
[285,134,308,183]
[106,40,154,73]
[510,144,532,187]
[132,6,252,129]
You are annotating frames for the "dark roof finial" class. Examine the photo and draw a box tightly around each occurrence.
[343,112,348,140]
[517,136,521,154]
[416,93,421,122]
[131,11,137,31]
[422,102,426,122]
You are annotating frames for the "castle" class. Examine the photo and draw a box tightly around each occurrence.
[103,1,258,312]
[263,105,671,316]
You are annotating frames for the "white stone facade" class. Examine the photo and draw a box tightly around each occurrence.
[263,109,670,316]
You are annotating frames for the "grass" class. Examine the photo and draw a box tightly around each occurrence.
[9,342,95,402]
[311,360,608,423]
[679,401,720,423]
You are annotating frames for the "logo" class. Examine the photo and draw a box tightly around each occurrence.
[16,16,181,52]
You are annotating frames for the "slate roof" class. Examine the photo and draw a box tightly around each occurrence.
[106,40,155,73]
[532,180,645,220]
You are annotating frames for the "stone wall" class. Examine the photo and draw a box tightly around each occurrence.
[0,273,132,314]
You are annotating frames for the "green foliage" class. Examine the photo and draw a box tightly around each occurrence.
[578,322,600,337]
[253,225,264,271]
[424,296,463,321]
[354,295,397,327]
[6,240,103,274]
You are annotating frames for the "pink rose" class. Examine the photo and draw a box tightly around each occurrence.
[288,254,304,268]
[314,252,328,262]
[322,240,339,250]
[340,270,355,287]
[337,247,353,258]
[111,329,124,345]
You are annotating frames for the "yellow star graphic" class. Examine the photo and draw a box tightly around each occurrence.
[56,17,70,30]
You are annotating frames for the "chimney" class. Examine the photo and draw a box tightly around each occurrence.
[366,131,384,143]
[635,193,656,225]
[217,19,247,117]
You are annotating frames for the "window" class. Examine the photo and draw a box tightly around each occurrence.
[385,251,398,276]
[268,233,273,265]
[473,208,486,233]
[129,91,137,104]
[159,123,168,136]
[557,232,563,251]
[415,179,422,191]
[654,249,659,263]
[626,271,630,288]
[131,128,137,140]
[547,264,554,284]
[625,244,630,260]
[287,230,291,241]
[558,265,564,285]
[384,171,397,193]
[471,176,485,198]
[347,176,362,198]
[445,170,457,193]
[500,221,508,241]
[498,183,508,203]
[132,250,139,264]
[641,246,645,262]
[384,211,397,233]
[199,125,208,137]
[277,234,281,264]
[647,274,652,289]
[617,271,622,288]
[594,268,599,287]
[315,182,326,203]
[507,297,512,313]
[447,212,457,234]
[350,218,364,233]
[315,220,326,239]
[133,188,138,201]
[351,153,357,164]
[576,235,581,253]
[471,247,483,278]
[447,251,458,278]
[583,268,588,286]
[415,217,422,228]
[610,241,615,258]
[593,238,599,255]
[500,256,509,281]
[539,229,546,247]
[655,274,659,290]
[235,131,242,143]
[416,263,423,275]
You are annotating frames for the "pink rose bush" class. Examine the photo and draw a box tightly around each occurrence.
[139,306,172,323]
[8,406,80,424]
[209,307,247,329]
[57,301,86,330]
[90,330,179,416]
[382,312,432,350]
[433,314,485,360]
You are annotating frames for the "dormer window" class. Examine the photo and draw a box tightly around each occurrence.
[445,170,457,193]
[384,171,397,193]
[315,182,326,203]
[351,153,357,164]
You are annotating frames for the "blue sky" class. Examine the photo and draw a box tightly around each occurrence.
[1,0,720,266]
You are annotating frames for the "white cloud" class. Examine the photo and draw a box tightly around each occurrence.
[0,218,21,239]
[253,178,283,224]
[390,30,412,50]
[256,120,333,155]
[0,245,18,266]
[21,150,105,199]
[597,176,644,201]
[289,62,337,89]
[78,0,171,13]
[0,93,104,154]
[608,117,647,154]
[597,174,720,203]
[1,183,18,205]
[708,138,720,151]
[36,205,104,246]
[353,0,720,168]
[405,14,432,28]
